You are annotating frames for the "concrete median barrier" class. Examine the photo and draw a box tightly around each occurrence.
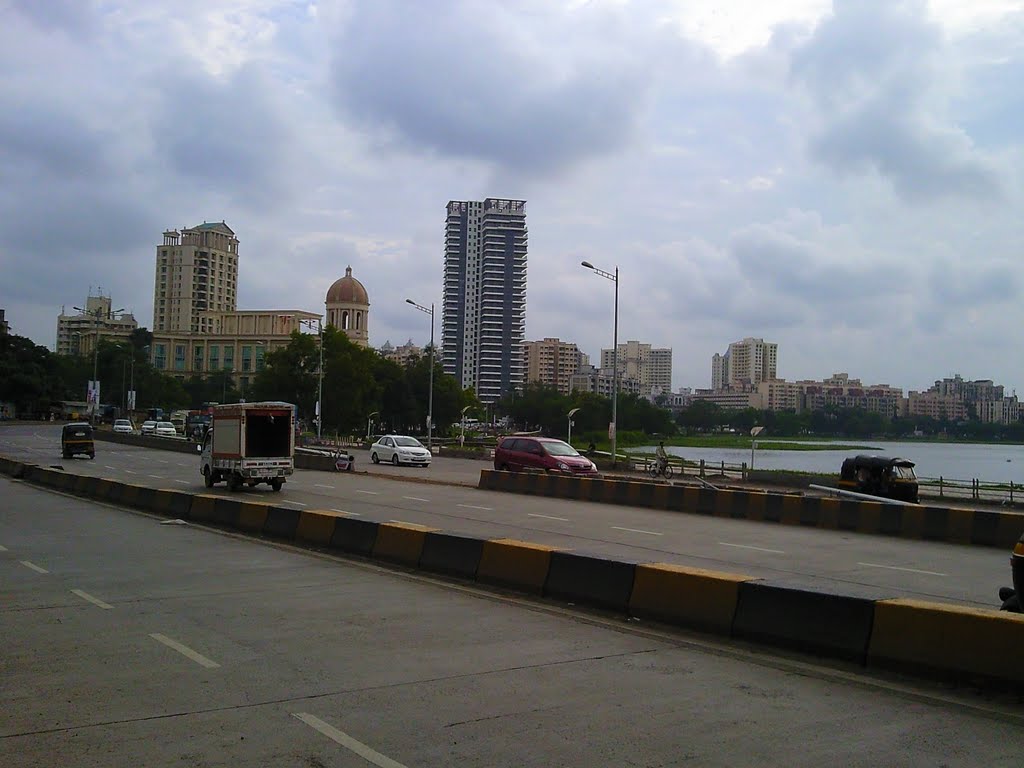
[237,501,271,533]
[868,598,1024,686]
[477,538,557,594]
[295,510,341,545]
[329,517,380,555]
[210,497,242,527]
[0,456,27,478]
[732,581,878,663]
[373,521,437,566]
[152,488,193,516]
[419,531,485,579]
[544,552,636,612]
[970,509,1023,549]
[629,563,755,633]
[189,494,218,523]
[263,505,301,540]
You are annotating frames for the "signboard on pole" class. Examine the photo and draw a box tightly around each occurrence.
[127,390,136,411]
[608,421,616,440]
[87,381,100,414]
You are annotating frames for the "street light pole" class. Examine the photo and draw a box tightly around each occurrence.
[581,261,619,468]
[406,299,435,451]
[567,407,581,446]
[300,318,325,439]
[367,411,379,440]
[74,304,123,424]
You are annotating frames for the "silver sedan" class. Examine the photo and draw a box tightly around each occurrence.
[370,435,432,466]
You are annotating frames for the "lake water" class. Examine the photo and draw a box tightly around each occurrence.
[633,441,1024,483]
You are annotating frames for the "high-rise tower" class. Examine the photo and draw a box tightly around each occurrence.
[154,222,239,334]
[442,199,527,403]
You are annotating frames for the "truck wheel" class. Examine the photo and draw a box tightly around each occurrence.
[371,452,379,464]
[227,473,241,492]
[203,467,214,488]
[270,479,283,492]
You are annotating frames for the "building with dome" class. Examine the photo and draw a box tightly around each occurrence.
[326,266,370,347]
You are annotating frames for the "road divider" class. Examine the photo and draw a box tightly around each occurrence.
[478,469,1023,550]
[5,453,1024,689]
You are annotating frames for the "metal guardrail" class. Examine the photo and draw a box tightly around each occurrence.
[918,476,1023,506]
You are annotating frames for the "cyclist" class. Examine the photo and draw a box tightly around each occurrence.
[655,441,669,475]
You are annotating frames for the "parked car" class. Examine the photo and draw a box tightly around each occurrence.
[154,421,178,438]
[140,420,157,435]
[112,419,133,434]
[370,435,432,466]
[493,436,599,476]
[61,422,95,460]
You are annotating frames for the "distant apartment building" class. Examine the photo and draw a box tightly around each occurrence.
[600,340,672,394]
[441,198,527,403]
[380,339,423,367]
[524,338,587,395]
[798,373,904,417]
[56,295,138,356]
[570,365,641,397]
[712,337,777,390]
[757,380,804,412]
[690,389,762,410]
[909,374,1017,424]
[155,222,239,334]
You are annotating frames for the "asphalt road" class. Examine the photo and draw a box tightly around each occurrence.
[0,424,1015,608]
[3,479,1022,767]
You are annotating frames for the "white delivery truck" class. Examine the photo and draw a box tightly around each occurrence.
[199,401,295,492]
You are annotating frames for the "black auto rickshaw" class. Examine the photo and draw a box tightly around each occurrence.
[838,455,919,503]
[61,422,95,460]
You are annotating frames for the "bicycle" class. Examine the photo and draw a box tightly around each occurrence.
[649,460,673,480]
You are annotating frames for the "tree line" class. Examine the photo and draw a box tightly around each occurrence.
[3,329,1020,442]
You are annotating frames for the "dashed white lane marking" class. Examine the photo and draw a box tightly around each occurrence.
[71,589,113,609]
[0,544,7,551]
[124,470,137,475]
[281,500,308,507]
[157,459,170,464]
[104,465,116,470]
[293,713,408,768]
[20,560,49,574]
[528,513,570,522]
[458,504,493,511]
[356,490,379,495]
[148,475,164,479]
[331,508,360,516]
[314,484,335,489]
[174,480,190,485]
[611,526,662,537]
[403,496,430,502]
[858,562,946,577]
[719,542,785,554]
[149,633,220,668]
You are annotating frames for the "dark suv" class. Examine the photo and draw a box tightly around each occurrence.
[493,437,599,476]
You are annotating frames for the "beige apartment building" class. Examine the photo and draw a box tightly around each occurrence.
[570,365,641,397]
[56,295,138,356]
[155,223,239,334]
[600,340,672,394]
[524,337,587,395]
[380,339,423,367]
[712,337,778,390]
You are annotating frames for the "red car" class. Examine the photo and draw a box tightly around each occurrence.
[493,436,599,476]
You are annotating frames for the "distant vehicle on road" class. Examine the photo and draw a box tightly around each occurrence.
[140,420,157,435]
[61,422,95,460]
[154,421,178,438]
[112,419,133,434]
[838,455,919,503]
[370,435,432,467]
[493,436,598,476]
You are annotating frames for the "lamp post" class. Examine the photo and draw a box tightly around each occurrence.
[300,318,324,439]
[74,304,124,424]
[367,411,379,440]
[581,261,618,467]
[750,426,765,472]
[406,299,435,452]
[567,407,581,446]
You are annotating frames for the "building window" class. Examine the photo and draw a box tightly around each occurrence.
[174,345,186,371]
[223,345,234,371]
[209,345,219,371]
[193,345,204,372]
[342,311,350,330]
[154,344,167,370]
[241,345,252,372]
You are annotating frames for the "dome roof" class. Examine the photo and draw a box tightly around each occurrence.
[326,266,369,306]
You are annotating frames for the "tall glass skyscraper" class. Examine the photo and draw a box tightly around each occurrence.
[442,198,527,403]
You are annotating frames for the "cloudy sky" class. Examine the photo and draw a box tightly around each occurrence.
[2,0,1022,394]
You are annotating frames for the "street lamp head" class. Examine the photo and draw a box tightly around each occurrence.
[580,261,594,270]
[405,298,415,305]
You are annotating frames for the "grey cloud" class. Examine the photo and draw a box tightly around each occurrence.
[10,0,98,35]
[149,65,296,210]
[328,1,649,172]
[0,108,114,179]
[792,0,1002,202]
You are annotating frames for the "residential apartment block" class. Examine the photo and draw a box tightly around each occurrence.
[56,294,138,356]
[600,340,672,394]
[380,339,423,367]
[907,375,1017,424]
[524,338,587,395]
[441,199,527,403]
[570,365,641,397]
[155,222,239,334]
[712,337,777,390]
